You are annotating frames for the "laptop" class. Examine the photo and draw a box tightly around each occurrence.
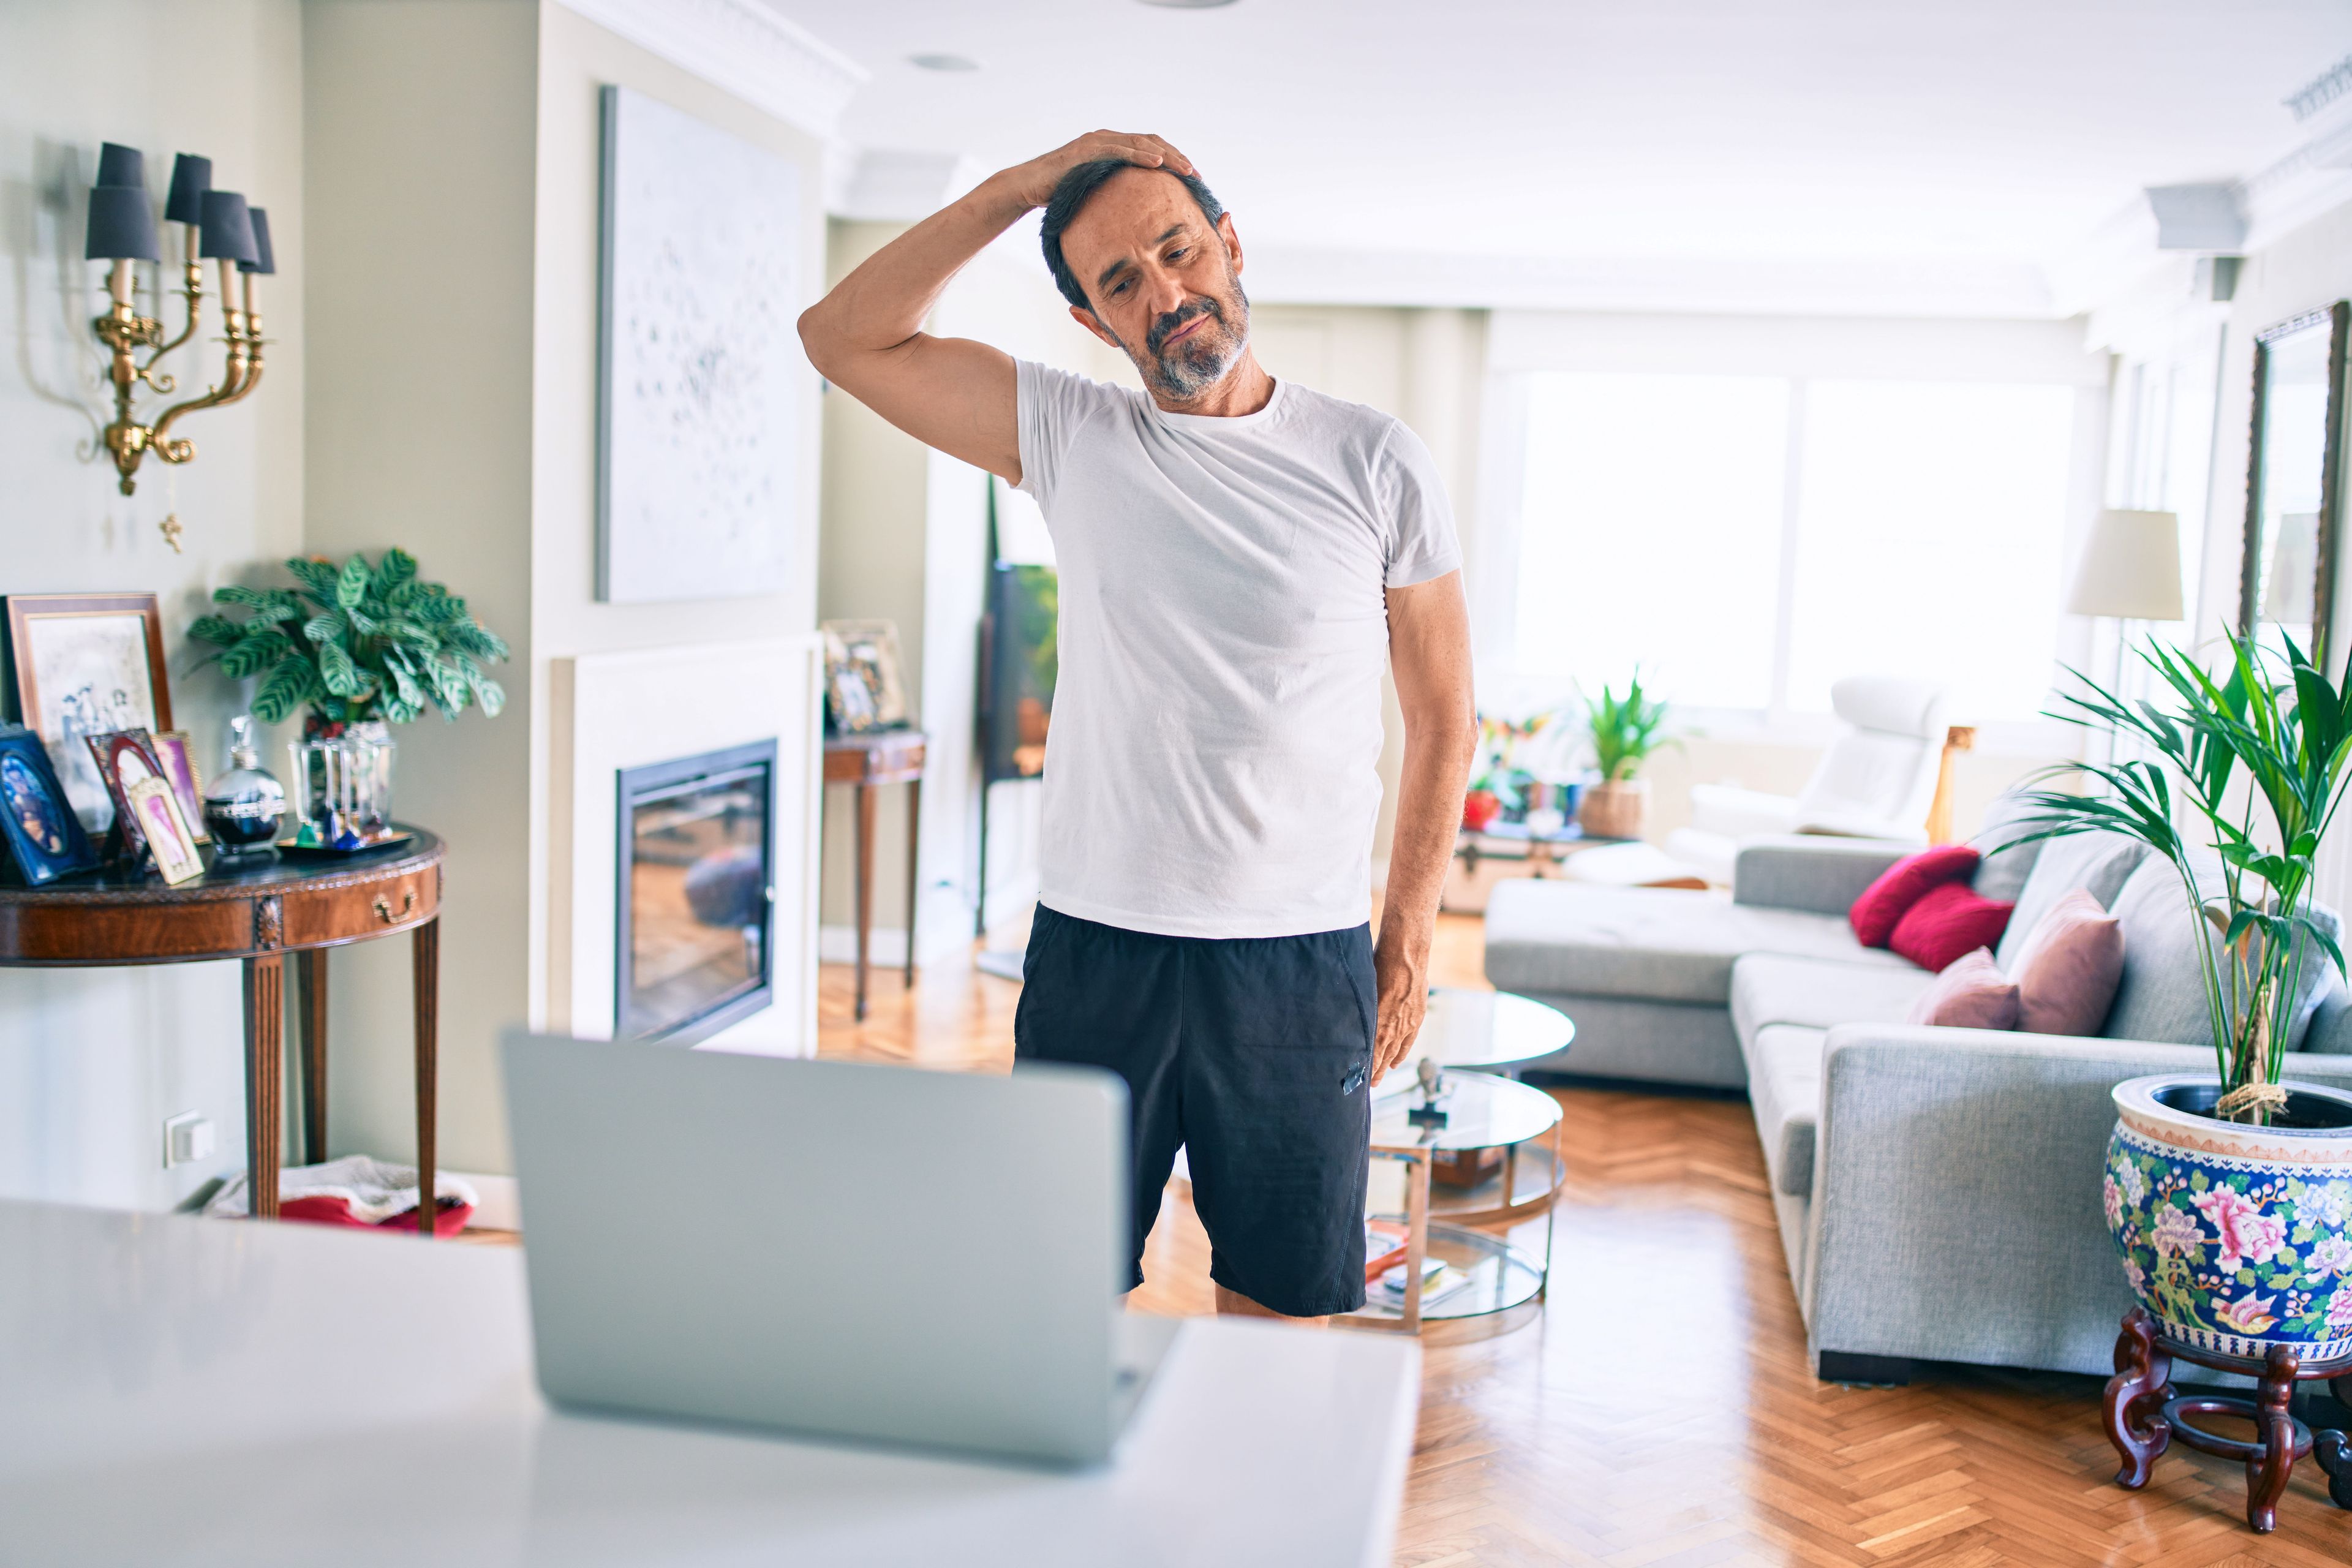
[499,1031,1175,1467]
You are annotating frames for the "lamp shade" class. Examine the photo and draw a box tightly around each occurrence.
[164,153,212,224]
[198,189,258,265]
[236,207,276,276]
[2068,508,2184,621]
[84,184,160,262]
[95,141,146,190]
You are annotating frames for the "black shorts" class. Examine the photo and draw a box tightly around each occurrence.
[1012,903,1375,1318]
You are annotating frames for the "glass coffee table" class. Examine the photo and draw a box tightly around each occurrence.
[1348,989,1573,1333]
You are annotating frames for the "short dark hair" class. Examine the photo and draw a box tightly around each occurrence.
[1039,158,1227,312]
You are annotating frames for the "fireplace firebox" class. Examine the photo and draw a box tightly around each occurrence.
[615,740,776,1043]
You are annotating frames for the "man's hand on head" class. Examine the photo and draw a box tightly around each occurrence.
[1370,931,1429,1087]
[995,130,1197,212]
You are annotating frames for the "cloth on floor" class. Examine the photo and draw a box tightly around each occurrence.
[205,1154,477,1234]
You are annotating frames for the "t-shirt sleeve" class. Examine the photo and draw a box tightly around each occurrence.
[1015,358,1121,508]
[1374,420,1463,589]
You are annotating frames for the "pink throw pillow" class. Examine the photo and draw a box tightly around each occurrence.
[2005,888,2125,1036]
[1890,881,2016,973]
[1905,948,2021,1030]
[1850,845,1982,948]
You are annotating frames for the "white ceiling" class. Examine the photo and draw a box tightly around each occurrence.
[759,0,2352,314]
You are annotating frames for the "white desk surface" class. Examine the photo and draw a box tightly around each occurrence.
[0,1199,1419,1567]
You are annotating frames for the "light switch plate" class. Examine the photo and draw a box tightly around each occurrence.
[164,1112,214,1169]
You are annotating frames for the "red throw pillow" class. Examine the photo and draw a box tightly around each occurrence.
[1850,845,1981,948]
[1890,881,2016,973]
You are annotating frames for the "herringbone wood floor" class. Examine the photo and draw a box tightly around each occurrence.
[818,913,2352,1566]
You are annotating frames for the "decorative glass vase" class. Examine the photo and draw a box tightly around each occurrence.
[202,715,285,860]
[288,722,396,848]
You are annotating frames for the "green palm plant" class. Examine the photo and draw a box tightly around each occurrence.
[2010,625,2352,1120]
[1585,669,1673,781]
[189,549,509,732]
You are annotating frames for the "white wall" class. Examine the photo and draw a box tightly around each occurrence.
[306,0,832,1176]
[303,0,541,1178]
[0,0,306,1209]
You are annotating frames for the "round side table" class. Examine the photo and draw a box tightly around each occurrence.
[0,829,445,1229]
[1350,1071,1564,1334]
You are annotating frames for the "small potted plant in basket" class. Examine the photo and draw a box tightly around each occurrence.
[191,549,508,848]
[1578,670,1672,841]
[2015,626,2352,1361]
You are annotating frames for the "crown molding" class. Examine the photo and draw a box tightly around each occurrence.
[829,148,986,221]
[552,0,867,141]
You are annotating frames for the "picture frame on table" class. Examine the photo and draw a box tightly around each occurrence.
[0,724,99,885]
[85,728,169,864]
[149,730,209,845]
[821,620,910,734]
[2,592,172,836]
[126,774,204,885]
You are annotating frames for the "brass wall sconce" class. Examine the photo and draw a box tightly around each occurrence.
[83,143,274,496]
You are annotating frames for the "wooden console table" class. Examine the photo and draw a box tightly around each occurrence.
[0,828,443,1231]
[824,732,925,1021]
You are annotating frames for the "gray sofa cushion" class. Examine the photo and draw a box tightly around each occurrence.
[2101,853,2345,1052]
[2305,982,2352,1054]
[1969,788,2048,903]
[1730,954,1934,1047]
[1744,1024,1826,1196]
[1484,880,1913,1006]
[1994,831,2152,969]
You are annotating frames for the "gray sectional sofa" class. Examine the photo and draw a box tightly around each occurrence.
[1484,802,2352,1381]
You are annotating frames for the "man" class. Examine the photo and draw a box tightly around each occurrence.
[799,130,1476,1322]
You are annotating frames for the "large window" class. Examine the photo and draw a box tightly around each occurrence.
[1510,370,2082,725]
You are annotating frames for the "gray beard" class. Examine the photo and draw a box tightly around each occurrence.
[1123,281,1252,401]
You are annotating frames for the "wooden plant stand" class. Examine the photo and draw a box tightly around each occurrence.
[2104,1305,2352,1532]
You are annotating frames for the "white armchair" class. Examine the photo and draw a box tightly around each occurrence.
[1662,677,1948,884]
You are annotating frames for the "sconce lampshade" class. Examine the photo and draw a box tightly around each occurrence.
[164,153,212,225]
[237,208,276,276]
[198,189,258,265]
[95,141,146,190]
[2068,508,2184,621]
[84,184,161,262]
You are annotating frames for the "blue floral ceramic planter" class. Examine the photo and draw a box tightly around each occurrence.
[2106,1074,2352,1360]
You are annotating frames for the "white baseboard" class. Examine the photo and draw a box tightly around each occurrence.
[450,1170,520,1232]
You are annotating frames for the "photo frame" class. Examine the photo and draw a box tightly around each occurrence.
[0,723,98,885]
[149,730,209,845]
[4,592,171,835]
[85,728,167,862]
[126,775,203,884]
[821,620,910,734]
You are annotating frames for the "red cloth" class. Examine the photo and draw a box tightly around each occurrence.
[1890,881,2016,973]
[1849,845,1981,948]
[279,1194,475,1236]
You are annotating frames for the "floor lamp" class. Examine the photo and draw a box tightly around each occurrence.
[2067,508,2185,764]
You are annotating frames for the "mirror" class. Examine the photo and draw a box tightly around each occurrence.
[2240,302,2349,663]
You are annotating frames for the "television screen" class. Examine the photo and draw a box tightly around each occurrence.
[982,562,1057,783]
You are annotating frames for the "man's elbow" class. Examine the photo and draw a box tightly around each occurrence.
[797,306,843,380]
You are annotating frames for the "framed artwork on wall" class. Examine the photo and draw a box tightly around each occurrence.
[595,85,803,604]
[0,724,99,885]
[2,592,171,834]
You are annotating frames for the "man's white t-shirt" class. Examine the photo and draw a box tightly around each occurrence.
[1014,359,1461,940]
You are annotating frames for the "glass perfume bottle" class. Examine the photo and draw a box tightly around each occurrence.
[202,715,285,860]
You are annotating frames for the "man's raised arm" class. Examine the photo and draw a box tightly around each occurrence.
[796,130,1196,485]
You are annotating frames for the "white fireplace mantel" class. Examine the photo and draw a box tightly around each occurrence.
[546,636,824,1054]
